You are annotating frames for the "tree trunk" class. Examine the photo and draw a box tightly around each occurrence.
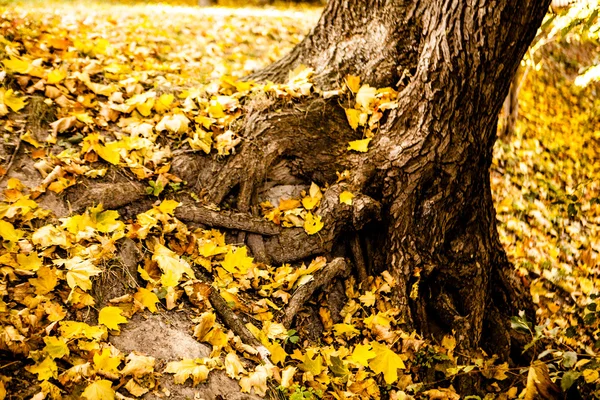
[215,0,550,360]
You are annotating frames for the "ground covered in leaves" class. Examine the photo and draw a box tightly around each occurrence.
[0,1,599,399]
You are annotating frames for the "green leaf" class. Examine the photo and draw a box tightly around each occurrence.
[510,315,531,333]
[562,351,577,369]
[561,371,581,392]
[329,356,349,378]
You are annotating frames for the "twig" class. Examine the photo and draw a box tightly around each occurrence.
[0,360,20,370]
[281,258,350,328]
[0,138,21,185]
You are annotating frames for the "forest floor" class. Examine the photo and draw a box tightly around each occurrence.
[0,1,598,399]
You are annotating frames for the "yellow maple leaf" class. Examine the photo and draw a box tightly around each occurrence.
[263,321,288,340]
[204,326,228,348]
[280,366,297,389]
[347,138,371,153]
[267,342,288,366]
[193,311,216,341]
[93,348,121,374]
[59,362,94,385]
[47,68,67,84]
[16,252,43,271]
[75,112,94,124]
[188,129,213,153]
[345,75,361,93]
[164,359,210,386]
[137,98,155,117]
[157,199,180,215]
[32,225,69,248]
[2,57,31,74]
[584,369,599,383]
[26,357,57,381]
[364,311,393,328]
[298,353,323,376]
[0,220,24,242]
[303,212,324,235]
[43,336,69,359]
[153,242,195,287]
[239,365,272,396]
[39,381,62,399]
[30,266,58,295]
[339,191,354,205]
[207,101,225,118]
[278,198,301,211]
[43,301,66,322]
[124,379,148,397]
[98,307,128,331]
[95,210,124,234]
[225,353,247,379]
[81,379,115,400]
[156,114,190,134]
[198,238,227,258]
[0,89,27,113]
[301,182,323,210]
[154,93,174,113]
[56,256,102,291]
[95,142,121,165]
[133,288,159,313]
[220,246,253,275]
[359,291,376,307]
[63,213,94,236]
[69,289,96,308]
[345,108,361,130]
[121,352,155,378]
[20,131,42,148]
[368,342,405,384]
[333,323,359,338]
[350,343,376,367]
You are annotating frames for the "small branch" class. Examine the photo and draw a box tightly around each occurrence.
[175,202,281,236]
[281,258,350,328]
[0,138,21,185]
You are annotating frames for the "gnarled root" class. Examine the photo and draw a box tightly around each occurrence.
[281,257,350,328]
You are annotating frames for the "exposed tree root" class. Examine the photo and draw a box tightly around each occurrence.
[68,180,146,213]
[175,202,281,236]
[192,268,273,365]
[208,288,273,364]
[281,257,350,328]
[246,233,271,264]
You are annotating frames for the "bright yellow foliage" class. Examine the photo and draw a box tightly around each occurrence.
[81,380,115,400]
[347,138,371,152]
[98,307,128,331]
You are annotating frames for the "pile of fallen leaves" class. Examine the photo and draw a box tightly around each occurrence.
[0,1,599,399]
